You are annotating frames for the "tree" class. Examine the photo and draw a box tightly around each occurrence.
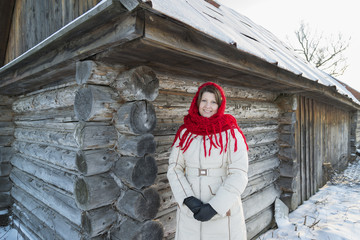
[289,21,350,77]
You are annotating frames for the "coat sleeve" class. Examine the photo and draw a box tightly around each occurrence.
[208,129,249,216]
[167,135,195,205]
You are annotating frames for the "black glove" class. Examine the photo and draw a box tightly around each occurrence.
[194,203,217,222]
[183,196,203,214]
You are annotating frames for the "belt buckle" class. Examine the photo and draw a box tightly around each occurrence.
[199,169,207,176]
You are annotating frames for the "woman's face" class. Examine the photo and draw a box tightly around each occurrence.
[198,92,219,118]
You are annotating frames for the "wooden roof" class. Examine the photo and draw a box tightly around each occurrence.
[0,0,358,110]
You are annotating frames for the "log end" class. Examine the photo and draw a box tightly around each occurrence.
[131,101,157,134]
[74,88,93,121]
[137,134,156,157]
[74,178,89,209]
[76,61,94,85]
[132,155,158,188]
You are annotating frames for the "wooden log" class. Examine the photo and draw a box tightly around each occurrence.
[0,147,13,163]
[12,203,63,240]
[248,157,279,178]
[0,107,13,121]
[0,163,11,177]
[12,85,79,113]
[76,60,125,85]
[113,155,158,189]
[246,131,278,146]
[74,85,121,121]
[242,170,279,198]
[111,218,164,240]
[116,187,160,222]
[0,193,11,208]
[74,173,120,210]
[11,154,77,193]
[248,143,279,162]
[156,210,176,239]
[13,141,78,171]
[112,66,159,101]
[156,188,177,217]
[0,122,14,135]
[11,168,82,225]
[0,208,10,226]
[117,133,156,157]
[245,205,273,239]
[74,123,118,150]
[243,183,280,220]
[114,101,157,135]
[0,177,11,192]
[12,218,40,240]
[14,107,77,122]
[0,95,14,106]
[0,136,13,147]
[81,205,118,237]
[76,149,117,176]
[11,186,82,239]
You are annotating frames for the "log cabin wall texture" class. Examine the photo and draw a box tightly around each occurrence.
[152,74,281,239]
[9,61,164,239]
[4,0,101,64]
[0,96,14,226]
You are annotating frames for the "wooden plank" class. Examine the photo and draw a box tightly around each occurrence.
[0,0,15,65]
[245,205,274,240]
[300,96,306,203]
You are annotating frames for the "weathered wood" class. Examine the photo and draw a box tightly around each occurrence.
[74,85,120,121]
[0,136,13,147]
[0,163,11,177]
[12,203,63,240]
[76,149,117,176]
[248,143,279,162]
[74,123,118,150]
[81,205,118,237]
[116,187,160,222]
[0,107,13,122]
[156,210,176,239]
[248,157,279,179]
[112,66,159,101]
[11,186,82,240]
[0,122,14,135]
[0,147,13,163]
[0,177,11,192]
[0,96,14,106]
[74,173,120,210]
[117,133,156,157]
[242,170,279,198]
[156,188,176,217]
[0,192,11,208]
[245,205,274,239]
[12,85,79,113]
[13,141,78,171]
[113,155,157,189]
[111,218,164,240]
[10,168,82,225]
[114,100,157,135]
[243,183,280,220]
[14,107,77,122]
[76,60,124,85]
[11,154,77,193]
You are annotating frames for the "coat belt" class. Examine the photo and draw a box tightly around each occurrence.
[185,167,227,177]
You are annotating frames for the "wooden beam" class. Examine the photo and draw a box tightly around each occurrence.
[0,1,143,96]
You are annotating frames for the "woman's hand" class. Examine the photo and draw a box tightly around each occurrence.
[183,196,203,214]
[194,203,217,221]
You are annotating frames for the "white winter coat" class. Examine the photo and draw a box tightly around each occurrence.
[167,128,249,240]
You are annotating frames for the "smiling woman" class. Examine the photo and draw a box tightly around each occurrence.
[197,85,221,118]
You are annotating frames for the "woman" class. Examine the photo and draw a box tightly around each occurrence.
[167,82,249,240]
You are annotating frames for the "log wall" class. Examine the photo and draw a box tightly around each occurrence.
[152,74,281,239]
[9,61,163,239]
[0,95,14,226]
[276,95,353,211]
[5,0,102,64]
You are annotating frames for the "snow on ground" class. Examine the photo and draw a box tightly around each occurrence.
[258,158,360,240]
[1,158,360,240]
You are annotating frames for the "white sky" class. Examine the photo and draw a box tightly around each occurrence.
[217,0,360,92]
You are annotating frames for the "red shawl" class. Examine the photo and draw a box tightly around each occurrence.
[172,82,248,156]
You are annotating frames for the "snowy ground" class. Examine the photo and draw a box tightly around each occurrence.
[1,158,360,240]
[258,157,360,240]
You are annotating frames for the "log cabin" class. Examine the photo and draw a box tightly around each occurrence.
[1,0,360,239]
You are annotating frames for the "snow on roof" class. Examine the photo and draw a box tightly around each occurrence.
[149,0,360,105]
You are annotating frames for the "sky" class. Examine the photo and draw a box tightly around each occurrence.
[217,0,360,92]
